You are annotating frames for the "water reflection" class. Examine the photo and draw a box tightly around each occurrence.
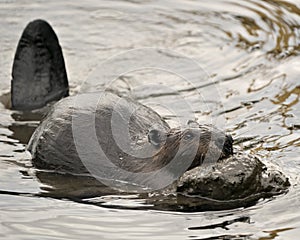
[228,0,300,57]
[8,124,37,145]
[260,227,294,240]
[188,216,250,230]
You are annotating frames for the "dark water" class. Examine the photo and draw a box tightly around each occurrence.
[1,0,300,239]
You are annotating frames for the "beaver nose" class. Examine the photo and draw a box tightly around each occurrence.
[215,133,233,158]
[222,134,234,157]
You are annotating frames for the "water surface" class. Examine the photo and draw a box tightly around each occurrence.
[1,0,300,239]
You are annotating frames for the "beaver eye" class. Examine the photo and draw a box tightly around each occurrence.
[184,132,194,140]
[148,129,166,146]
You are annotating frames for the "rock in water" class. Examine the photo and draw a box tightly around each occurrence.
[175,151,290,210]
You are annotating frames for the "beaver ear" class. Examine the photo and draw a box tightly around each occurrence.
[148,129,166,147]
[187,120,200,128]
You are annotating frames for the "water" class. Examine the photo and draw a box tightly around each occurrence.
[1,0,300,239]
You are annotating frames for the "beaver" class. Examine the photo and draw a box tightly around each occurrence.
[9,19,290,209]
[27,91,233,191]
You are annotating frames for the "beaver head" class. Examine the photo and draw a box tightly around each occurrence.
[147,124,233,173]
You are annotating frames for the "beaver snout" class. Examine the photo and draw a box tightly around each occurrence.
[219,134,234,159]
[148,125,234,172]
